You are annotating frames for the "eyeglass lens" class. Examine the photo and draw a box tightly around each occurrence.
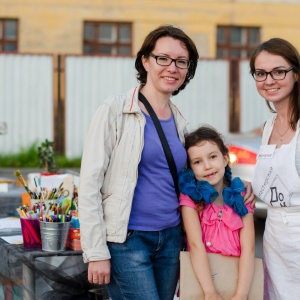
[150,54,189,69]
[253,67,293,82]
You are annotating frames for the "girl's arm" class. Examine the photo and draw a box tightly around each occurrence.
[182,206,224,300]
[231,212,255,300]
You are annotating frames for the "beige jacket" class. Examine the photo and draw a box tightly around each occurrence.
[79,86,188,262]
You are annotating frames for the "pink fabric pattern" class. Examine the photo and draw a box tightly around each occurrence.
[179,193,254,256]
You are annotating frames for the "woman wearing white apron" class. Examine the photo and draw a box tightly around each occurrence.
[250,38,300,300]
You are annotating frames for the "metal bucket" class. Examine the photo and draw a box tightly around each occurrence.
[40,221,70,252]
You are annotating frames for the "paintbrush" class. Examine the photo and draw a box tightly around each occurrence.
[14,170,35,198]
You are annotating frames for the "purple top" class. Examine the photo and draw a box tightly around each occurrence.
[128,111,187,231]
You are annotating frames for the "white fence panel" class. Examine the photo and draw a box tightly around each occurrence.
[0,54,53,154]
[174,59,229,135]
[0,55,278,159]
[65,56,138,158]
[240,60,273,132]
[66,58,229,158]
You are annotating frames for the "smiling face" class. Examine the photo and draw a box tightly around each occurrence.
[254,50,297,108]
[187,140,229,192]
[142,36,189,97]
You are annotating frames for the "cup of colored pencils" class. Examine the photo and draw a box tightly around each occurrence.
[17,205,42,249]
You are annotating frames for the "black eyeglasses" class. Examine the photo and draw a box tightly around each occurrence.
[252,66,294,82]
[149,53,190,69]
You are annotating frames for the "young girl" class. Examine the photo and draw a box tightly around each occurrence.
[179,125,255,300]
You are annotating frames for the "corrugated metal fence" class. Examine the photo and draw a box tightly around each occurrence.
[0,54,271,158]
[65,56,138,158]
[240,60,272,132]
[0,54,54,154]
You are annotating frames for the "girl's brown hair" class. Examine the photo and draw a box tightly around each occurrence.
[185,125,231,186]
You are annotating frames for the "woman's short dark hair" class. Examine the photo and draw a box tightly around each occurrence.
[135,25,199,96]
[249,38,300,130]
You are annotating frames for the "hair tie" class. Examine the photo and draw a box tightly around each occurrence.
[222,177,248,217]
[178,169,218,203]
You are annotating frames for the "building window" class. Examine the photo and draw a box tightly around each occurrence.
[216,26,260,59]
[0,19,18,52]
[83,22,132,56]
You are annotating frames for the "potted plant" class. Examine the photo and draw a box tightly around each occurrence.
[37,139,59,175]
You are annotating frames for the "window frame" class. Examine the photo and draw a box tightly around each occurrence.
[0,18,19,53]
[83,21,132,56]
[216,25,260,59]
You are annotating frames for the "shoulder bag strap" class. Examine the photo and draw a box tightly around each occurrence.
[139,92,180,197]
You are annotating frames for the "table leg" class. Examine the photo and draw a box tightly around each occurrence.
[22,264,35,300]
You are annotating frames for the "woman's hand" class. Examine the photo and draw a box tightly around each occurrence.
[88,260,111,285]
[242,180,256,208]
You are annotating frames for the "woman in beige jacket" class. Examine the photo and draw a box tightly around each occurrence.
[79,25,255,300]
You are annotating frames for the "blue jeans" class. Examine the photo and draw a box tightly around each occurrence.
[106,223,184,300]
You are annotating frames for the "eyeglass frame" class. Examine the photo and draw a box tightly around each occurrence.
[148,53,191,69]
[252,66,294,82]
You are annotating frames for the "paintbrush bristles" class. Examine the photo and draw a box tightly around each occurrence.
[14,170,27,186]
[14,169,33,197]
[14,170,20,176]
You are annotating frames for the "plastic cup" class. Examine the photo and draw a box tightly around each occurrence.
[20,218,42,249]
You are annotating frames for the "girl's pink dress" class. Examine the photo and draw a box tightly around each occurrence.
[179,193,254,256]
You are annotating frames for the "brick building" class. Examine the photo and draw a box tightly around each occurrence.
[1,0,300,58]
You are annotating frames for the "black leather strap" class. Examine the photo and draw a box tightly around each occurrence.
[139,92,180,197]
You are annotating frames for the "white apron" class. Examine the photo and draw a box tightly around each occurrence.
[252,116,300,300]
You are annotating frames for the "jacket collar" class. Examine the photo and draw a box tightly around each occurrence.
[123,85,186,116]
[123,85,188,136]
[123,86,141,114]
